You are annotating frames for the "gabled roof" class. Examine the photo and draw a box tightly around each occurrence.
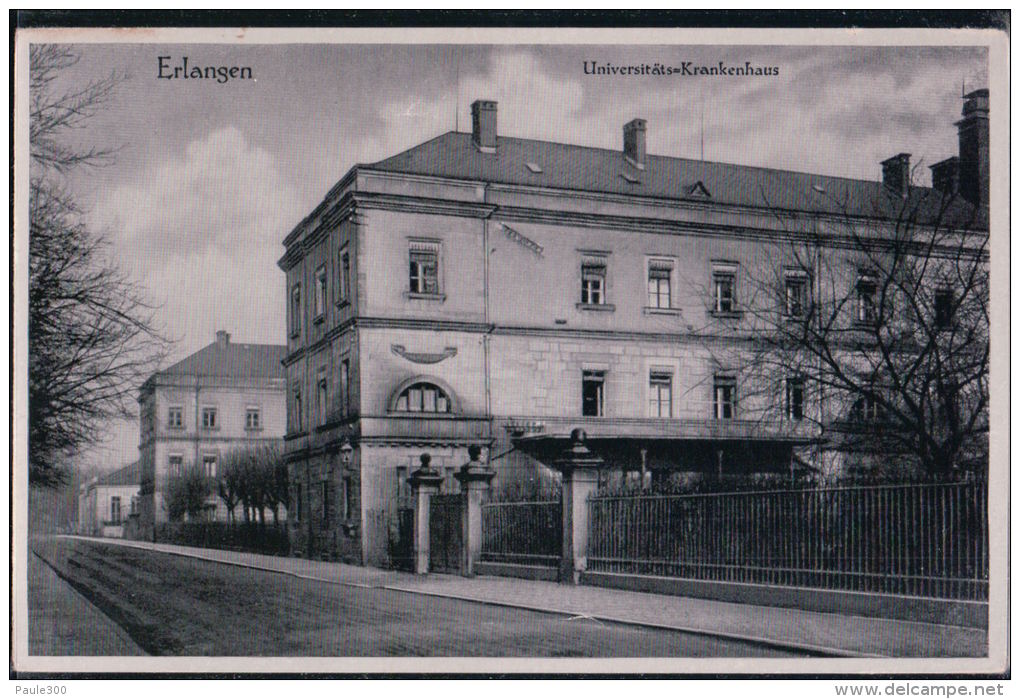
[154,341,286,383]
[95,461,141,487]
[368,131,986,228]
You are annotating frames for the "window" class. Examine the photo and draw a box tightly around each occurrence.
[786,377,805,420]
[321,481,330,529]
[340,359,350,416]
[167,406,183,429]
[647,260,672,309]
[714,271,736,313]
[294,481,303,522]
[851,393,883,422]
[129,497,139,516]
[290,283,301,337]
[202,454,217,479]
[934,288,954,329]
[856,277,877,324]
[395,382,451,413]
[245,407,261,430]
[314,265,327,319]
[317,367,328,424]
[582,370,605,417]
[341,475,354,521]
[713,375,736,419]
[581,261,606,305]
[337,249,351,304]
[409,243,439,295]
[785,275,808,318]
[168,454,183,478]
[110,496,121,524]
[292,383,303,430]
[201,407,218,430]
[649,370,673,418]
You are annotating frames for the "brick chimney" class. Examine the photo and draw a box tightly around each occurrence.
[623,118,647,170]
[216,330,230,348]
[957,88,989,207]
[471,99,497,153]
[881,153,911,197]
[930,156,959,195]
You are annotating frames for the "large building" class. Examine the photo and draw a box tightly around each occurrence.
[279,92,989,566]
[137,331,287,539]
[78,461,141,538]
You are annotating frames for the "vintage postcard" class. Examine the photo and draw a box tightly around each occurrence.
[10,21,1009,680]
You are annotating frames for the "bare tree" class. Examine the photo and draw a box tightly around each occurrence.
[28,45,168,487]
[217,442,286,525]
[719,187,988,479]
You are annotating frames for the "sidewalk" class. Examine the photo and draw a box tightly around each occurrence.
[66,536,986,658]
[29,550,147,656]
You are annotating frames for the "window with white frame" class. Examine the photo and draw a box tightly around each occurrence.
[784,272,808,318]
[713,375,736,419]
[409,240,440,295]
[245,406,261,430]
[110,496,121,524]
[167,405,183,429]
[581,260,607,305]
[712,264,738,314]
[314,265,327,319]
[582,370,606,417]
[168,454,183,478]
[201,407,218,430]
[649,370,673,418]
[395,382,451,413]
[647,259,673,309]
[202,454,217,479]
[856,275,877,325]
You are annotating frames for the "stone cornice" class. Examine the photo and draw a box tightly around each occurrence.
[352,191,497,219]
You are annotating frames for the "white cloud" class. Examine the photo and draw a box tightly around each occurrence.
[92,126,297,354]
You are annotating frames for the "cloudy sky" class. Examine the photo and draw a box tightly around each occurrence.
[46,41,986,469]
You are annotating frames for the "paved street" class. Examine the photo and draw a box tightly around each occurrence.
[33,537,804,657]
[59,536,987,658]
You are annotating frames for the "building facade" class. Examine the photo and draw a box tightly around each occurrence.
[279,93,989,567]
[137,331,287,539]
[78,461,141,538]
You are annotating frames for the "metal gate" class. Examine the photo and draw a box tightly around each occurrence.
[429,494,462,573]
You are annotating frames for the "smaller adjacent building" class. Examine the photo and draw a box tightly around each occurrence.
[137,331,287,539]
[78,461,141,538]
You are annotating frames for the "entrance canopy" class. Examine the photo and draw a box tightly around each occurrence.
[510,417,821,476]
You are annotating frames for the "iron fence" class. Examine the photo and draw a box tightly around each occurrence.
[481,499,561,567]
[588,480,988,600]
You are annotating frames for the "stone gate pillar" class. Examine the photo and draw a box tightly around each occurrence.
[408,453,443,575]
[553,428,606,584]
[455,445,496,578]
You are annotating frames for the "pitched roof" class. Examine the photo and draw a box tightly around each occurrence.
[368,131,985,228]
[156,341,287,382]
[95,461,141,487]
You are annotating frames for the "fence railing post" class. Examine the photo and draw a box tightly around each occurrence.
[553,428,606,584]
[407,453,443,575]
[455,445,496,577]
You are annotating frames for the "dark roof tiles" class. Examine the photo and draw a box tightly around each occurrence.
[95,461,141,487]
[369,131,985,228]
[156,342,286,382]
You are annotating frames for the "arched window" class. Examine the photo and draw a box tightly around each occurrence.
[394,382,452,414]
